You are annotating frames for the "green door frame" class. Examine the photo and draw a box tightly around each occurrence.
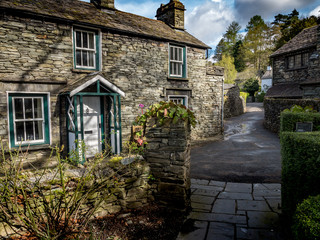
[64,80,122,160]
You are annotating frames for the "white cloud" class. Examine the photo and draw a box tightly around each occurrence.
[309,5,320,17]
[185,0,236,48]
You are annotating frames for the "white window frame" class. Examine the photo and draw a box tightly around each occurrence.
[7,92,51,148]
[168,95,188,108]
[169,45,186,78]
[12,96,45,145]
[74,28,97,70]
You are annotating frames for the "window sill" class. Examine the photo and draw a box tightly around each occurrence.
[167,77,189,81]
[285,66,308,71]
[10,144,51,152]
[72,68,99,74]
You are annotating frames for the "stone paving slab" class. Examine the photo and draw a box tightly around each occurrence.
[247,211,279,228]
[209,180,226,187]
[218,191,253,200]
[177,179,283,240]
[225,182,252,193]
[191,195,216,205]
[211,199,235,214]
[237,200,270,212]
[189,212,247,224]
[207,222,235,240]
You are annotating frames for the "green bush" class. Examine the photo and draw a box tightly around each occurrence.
[240,92,249,104]
[0,144,126,239]
[280,112,320,132]
[256,92,265,102]
[292,194,320,240]
[280,132,320,223]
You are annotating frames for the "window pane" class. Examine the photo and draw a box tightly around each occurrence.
[174,48,178,61]
[14,98,23,119]
[288,56,294,69]
[178,48,182,61]
[76,50,82,66]
[89,51,94,67]
[89,33,94,49]
[82,51,88,66]
[16,122,24,142]
[83,32,88,48]
[34,98,42,118]
[302,53,309,66]
[295,54,301,67]
[34,121,43,140]
[76,31,82,47]
[178,63,182,76]
[25,99,33,119]
[26,121,34,140]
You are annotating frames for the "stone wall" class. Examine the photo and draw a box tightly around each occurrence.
[0,11,223,160]
[264,98,320,133]
[143,118,191,209]
[272,54,313,85]
[224,85,245,119]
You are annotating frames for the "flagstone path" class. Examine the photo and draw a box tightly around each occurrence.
[177,179,283,240]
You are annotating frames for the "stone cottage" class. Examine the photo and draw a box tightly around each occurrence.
[267,24,320,99]
[0,0,224,160]
[264,24,320,132]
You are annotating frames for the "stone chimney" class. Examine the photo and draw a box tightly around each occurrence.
[156,0,186,30]
[91,0,115,10]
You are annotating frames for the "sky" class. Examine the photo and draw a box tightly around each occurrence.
[84,0,320,51]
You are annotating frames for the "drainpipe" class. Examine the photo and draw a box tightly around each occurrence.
[221,77,224,134]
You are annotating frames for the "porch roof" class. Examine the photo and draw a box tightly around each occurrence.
[265,83,303,98]
[59,72,125,97]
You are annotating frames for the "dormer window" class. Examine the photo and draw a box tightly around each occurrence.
[73,28,100,71]
[169,45,186,78]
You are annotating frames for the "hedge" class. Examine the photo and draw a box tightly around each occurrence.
[292,194,320,240]
[280,132,320,222]
[280,112,320,132]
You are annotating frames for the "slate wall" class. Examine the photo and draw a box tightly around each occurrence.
[0,12,223,160]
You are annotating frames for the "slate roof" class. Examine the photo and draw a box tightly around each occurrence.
[261,70,272,79]
[0,0,209,49]
[270,25,319,57]
[265,83,303,98]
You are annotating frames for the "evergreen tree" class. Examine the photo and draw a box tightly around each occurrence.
[272,9,318,50]
[244,15,269,71]
[233,40,246,72]
[214,21,242,62]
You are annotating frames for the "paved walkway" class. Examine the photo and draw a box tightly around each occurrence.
[177,179,282,240]
[177,103,283,239]
[191,103,281,183]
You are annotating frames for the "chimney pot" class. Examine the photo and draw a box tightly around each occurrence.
[91,0,115,10]
[156,0,185,30]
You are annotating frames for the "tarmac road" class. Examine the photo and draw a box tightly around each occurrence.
[190,103,281,183]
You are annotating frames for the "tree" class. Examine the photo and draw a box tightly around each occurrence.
[272,10,318,50]
[244,15,269,71]
[233,40,246,72]
[243,78,259,96]
[215,55,237,84]
[215,38,227,61]
[223,21,242,55]
[214,21,242,62]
